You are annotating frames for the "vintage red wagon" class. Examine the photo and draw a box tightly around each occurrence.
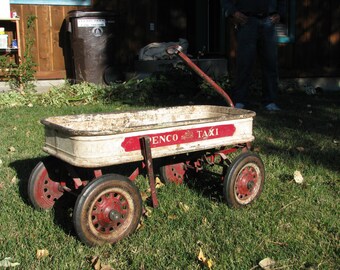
[28,47,265,246]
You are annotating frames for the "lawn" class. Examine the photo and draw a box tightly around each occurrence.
[0,86,339,269]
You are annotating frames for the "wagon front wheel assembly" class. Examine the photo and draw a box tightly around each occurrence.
[73,174,142,246]
[28,157,65,210]
[223,152,265,208]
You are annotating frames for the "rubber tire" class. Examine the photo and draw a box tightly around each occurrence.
[223,152,265,208]
[73,174,142,246]
[28,157,64,210]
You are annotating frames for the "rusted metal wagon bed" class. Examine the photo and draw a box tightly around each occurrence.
[41,105,255,168]
[28,47,265,246]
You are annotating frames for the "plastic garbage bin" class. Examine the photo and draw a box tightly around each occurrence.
[65,10,119,84]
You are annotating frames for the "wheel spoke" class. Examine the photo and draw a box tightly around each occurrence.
[90,190,131,234]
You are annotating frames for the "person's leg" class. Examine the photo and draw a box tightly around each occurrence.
[233,18,259,105]
[258,17,279,105]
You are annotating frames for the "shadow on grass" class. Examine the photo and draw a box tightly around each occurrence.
[184,170,225,202]
[246,91,340,173]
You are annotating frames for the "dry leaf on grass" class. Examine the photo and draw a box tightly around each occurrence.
[144,206,153,217]
[91,256,101,270]
[146,177,164,194]
[259,257,276,270]
[8,146,16,152]
[36,249,49,259]
[178,202,190,212]
[90,256,113,270]
[293,170,304,184]
[296,147,305,152]
[0,257,20,267]
[11,176,18,184]
[140,191,150,202]
[155,177,164,189]
[268,137,275,143]
[136,216,145,231]
[197,248,213,269]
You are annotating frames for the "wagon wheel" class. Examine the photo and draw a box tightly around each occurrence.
[159,162,186,184]
[73,174,142,246]
[223,152,265,208]
[28,156,65,210]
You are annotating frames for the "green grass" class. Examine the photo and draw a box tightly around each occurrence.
[0,89,339,269]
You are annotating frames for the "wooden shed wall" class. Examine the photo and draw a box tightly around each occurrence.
[10,0,340,80]
[11,4,82,79]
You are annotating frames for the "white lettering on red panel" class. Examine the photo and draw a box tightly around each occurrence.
[121,124,235,152]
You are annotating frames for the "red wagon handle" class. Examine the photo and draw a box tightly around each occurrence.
[167,45,234,107]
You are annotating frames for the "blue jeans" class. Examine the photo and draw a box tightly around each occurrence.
[233,17,279,105]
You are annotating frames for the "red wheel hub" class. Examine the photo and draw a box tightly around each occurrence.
[163,163,186,184]
[91,192,129,234]
[35,168,64,209]
[235,165,259,200]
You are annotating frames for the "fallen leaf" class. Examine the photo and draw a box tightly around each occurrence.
[268,137,275,143]
[13,126,17,130]
[100,265,113,270]
[155,177,164,189]
[294,170,304,184]
[140,191,150,202]
[198,248,206,262]
[136,220,144,231]
[259,257,276,270]
[0,257,20,267]
[0,159,2,166]
[27,103,33,107]
[296,147,304,152]
[206,259,213,269]
[36,249,49,259]
[11,176,17,184]
[0,182,4,190]
[91,256,101,270]
[168,215,178,220]
[179,202,190,212]
[90,256,113,270]
[198,248,213,269]
[144,206,153,217]
[8,146,16,152]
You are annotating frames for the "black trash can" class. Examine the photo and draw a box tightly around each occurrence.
[65,10,120,84]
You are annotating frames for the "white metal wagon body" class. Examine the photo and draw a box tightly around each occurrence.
[41,105,255,168]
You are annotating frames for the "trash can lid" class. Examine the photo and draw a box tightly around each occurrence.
[67,10,115,19]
